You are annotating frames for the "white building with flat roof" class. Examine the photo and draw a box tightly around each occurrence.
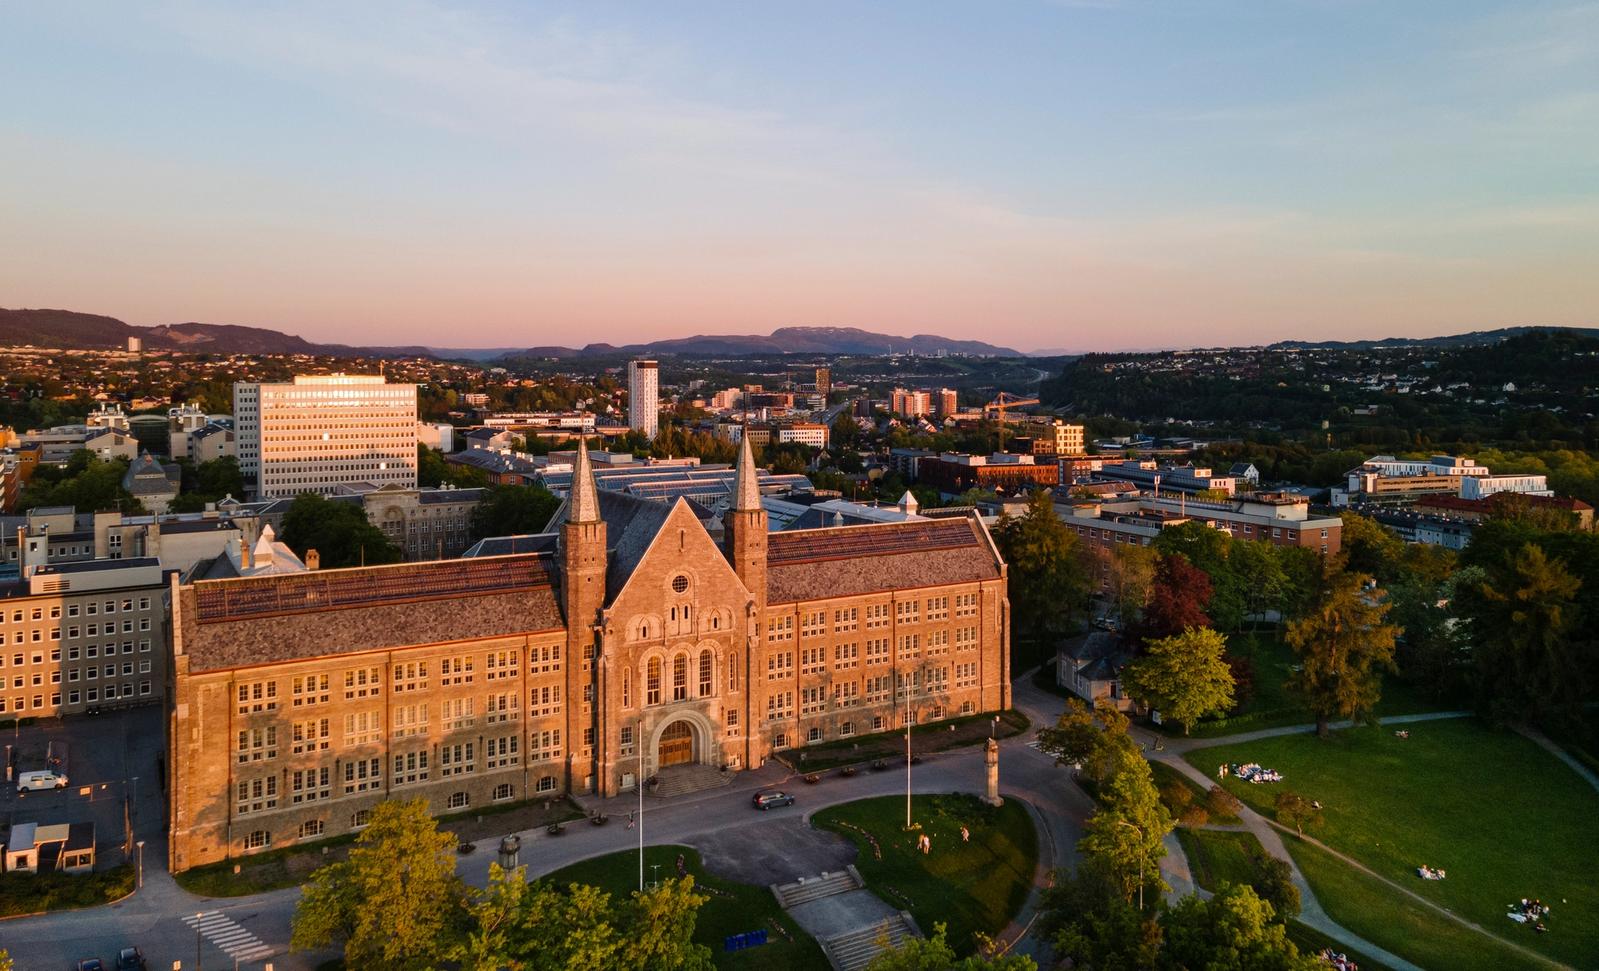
[1460,473,1552,500]
[234,374,418,498]
[628,360,659,439]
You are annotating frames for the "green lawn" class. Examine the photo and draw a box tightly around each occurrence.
[1174,828,1267,893]
[0,864,135,917]
[1188,719,1599,967]
[1286,838,1546,971]
[812,794,1037,956]
[543,845,825,971]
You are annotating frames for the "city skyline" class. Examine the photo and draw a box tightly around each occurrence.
[3,1,1597,351]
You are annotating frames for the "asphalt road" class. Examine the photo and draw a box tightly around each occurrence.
[1,678,1089,970]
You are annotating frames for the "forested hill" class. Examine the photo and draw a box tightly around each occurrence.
[1041,329,1599,449]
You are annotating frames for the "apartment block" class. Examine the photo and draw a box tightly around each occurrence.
[234,375,418,498]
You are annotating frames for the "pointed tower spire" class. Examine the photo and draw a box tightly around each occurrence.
[732,432,761,512]
[570,435,601,524]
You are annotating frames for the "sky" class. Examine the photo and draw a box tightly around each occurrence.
[2,1,1597,353]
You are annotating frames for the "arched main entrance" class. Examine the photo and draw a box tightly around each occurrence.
[658,720,696,767]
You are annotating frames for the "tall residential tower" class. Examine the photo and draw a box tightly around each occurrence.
[627,360,659,440]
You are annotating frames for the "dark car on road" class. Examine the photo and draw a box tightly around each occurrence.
[752,791,795,810]
[76,960,105,971]
[116,947,146,970]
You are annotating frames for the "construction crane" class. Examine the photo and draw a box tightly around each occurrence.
[985,392,1040,452]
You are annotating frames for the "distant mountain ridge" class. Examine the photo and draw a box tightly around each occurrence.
[0,309,1023,359]
[1264,326,1599,351]
[510,325,1021,359]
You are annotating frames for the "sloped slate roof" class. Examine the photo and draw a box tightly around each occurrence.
[766,515,1002,604]
[183,554,563,672]
[547,489,716,603]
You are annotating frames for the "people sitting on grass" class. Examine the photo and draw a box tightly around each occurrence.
[1220,762,1284,784]
[1416,865,1446,880]
[1394,729,1410,739]
[1317,947,1359,970]
[1508,898,1551,933]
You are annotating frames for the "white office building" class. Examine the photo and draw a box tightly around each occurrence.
[234,374,418,498]
[628,359,659,440]
[1460,473,1552,500]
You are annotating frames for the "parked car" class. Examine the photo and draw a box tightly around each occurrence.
[75,960,105,971]
[752,791,795,811]
[18,769,69,792]
[115,949,146,971]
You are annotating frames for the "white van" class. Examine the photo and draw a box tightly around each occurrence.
[16,770,68,793]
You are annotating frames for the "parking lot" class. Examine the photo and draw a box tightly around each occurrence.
[1,704,166,872]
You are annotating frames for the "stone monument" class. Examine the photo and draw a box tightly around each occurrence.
[985,736,1003,806]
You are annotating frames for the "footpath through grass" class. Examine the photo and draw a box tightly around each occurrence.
[543,845,824,971]
[1286,838,1545,971]
[812,793,1037,955]
[1188,719,1599,967]
[1174,829,1393,971]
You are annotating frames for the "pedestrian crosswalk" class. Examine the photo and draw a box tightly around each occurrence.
[182,910,274,963]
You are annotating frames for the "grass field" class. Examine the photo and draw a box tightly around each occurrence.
[1174,828,1268,893]
[1286,838,1548,971]
[811,793,1037,956]
[1188,719,1599,967]
[0,864,134,916]
[543,845,826,971]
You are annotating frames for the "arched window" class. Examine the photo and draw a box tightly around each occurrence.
[622,667,632,708]
[646,659,662,706]
[672,654,688,702]
[728,655,738,693]
[698,649,714,697]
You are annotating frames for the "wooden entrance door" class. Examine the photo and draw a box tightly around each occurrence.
[658,721,695,767]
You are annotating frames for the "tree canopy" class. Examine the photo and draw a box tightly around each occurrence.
[993,490,1092,647]
[280,492,403,569]
[1122,627,1236,735]
[1284,562,1399,736]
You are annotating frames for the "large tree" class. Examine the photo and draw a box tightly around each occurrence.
[292,799,466,967]
[1284,563,1399,737]
[1142,553,1213,641]
[1158,884,1320,971]
[993,490,1092,647]
[1230,540,1288,631]
[1153,521,1244,630]
[1466,542,1582,721]
[1076,744,1174,906]
[280,492,403,568]
[1337,512,1407,583]
[1122,627,1236,735]
[1107,543,1158,632]
[1035,696,1138,785]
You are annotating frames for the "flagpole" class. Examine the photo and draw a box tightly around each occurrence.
[638,718,645,893]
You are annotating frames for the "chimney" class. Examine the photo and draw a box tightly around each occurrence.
[306,549,320,571]
[239,536,253,571]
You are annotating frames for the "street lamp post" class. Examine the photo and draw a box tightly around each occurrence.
[637,718,645,893]
[904,672,914,829]
[195,911,204,971]
[1115,819,1146,911]
[136,839,145,889]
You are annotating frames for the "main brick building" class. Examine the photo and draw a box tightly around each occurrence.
[168,438,1010,871]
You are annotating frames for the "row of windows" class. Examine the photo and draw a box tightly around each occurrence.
[3,621,151,645]
[4,597,153,623]
[0,681,151,712]
[1,641,153,668]
[238,649,562,713]
[240,779,557,850]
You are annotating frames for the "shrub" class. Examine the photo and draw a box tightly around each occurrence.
[1207,785,1243,818]
[1178,805,1211,829]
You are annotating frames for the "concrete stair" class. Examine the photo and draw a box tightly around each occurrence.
[649,763,733,799]
[772,869,861,908]
[822,915,918,971]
